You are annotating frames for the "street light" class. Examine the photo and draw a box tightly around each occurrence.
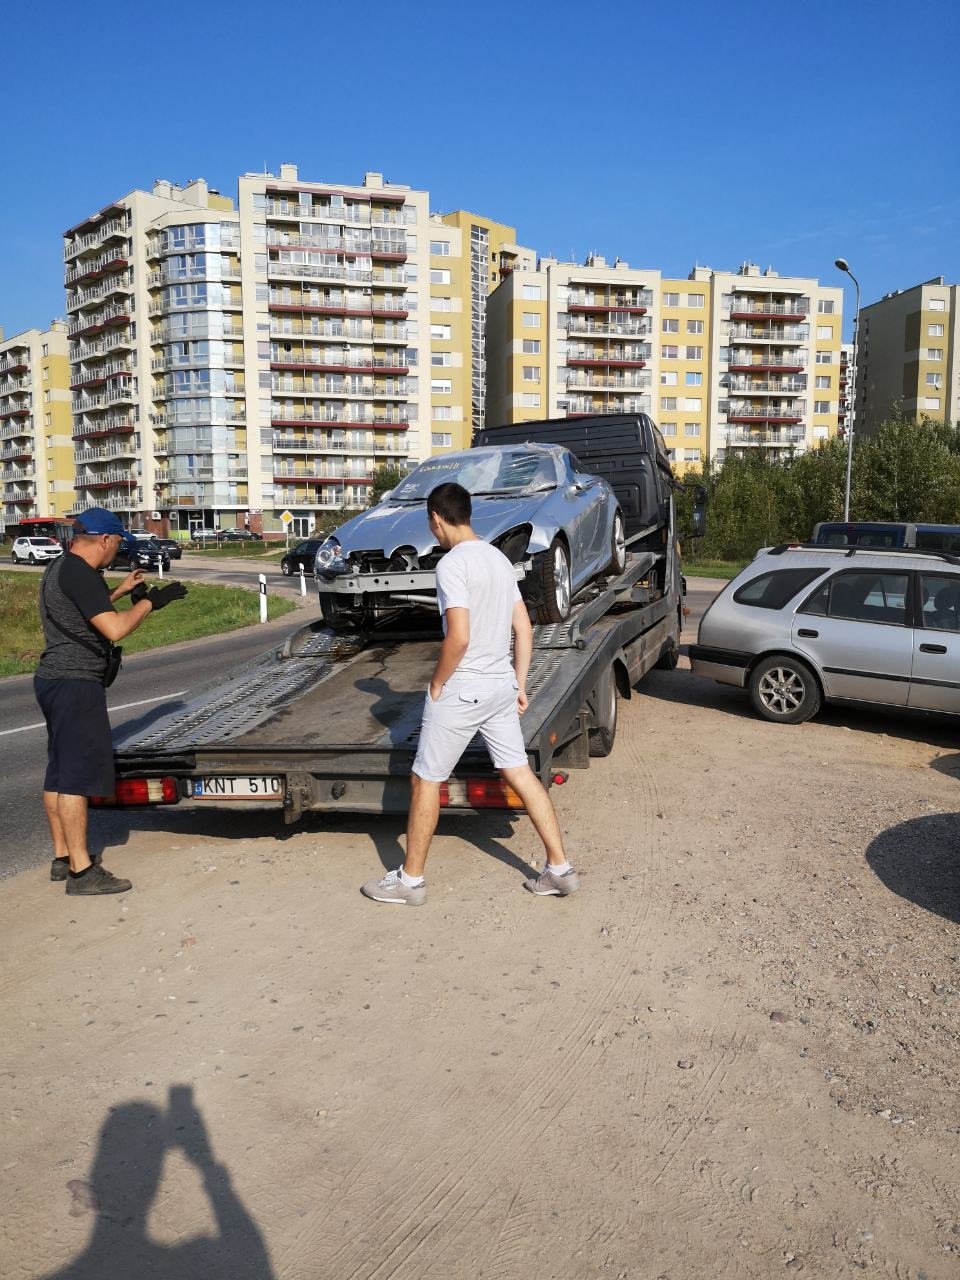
[834,257,861,521]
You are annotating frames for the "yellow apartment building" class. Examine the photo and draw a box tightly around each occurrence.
[0,321,74,527]
[856,276,959,432]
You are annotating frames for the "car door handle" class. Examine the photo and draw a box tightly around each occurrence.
[919,643,947,654]
[797,628,819,638]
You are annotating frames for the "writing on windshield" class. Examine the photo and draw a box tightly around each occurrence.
[392,451,556,500]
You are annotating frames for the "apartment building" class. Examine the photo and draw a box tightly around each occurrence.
[64,179,241,536]
[0,321,73,528]
[487,258,842,472]
[427,211,534,451]
[839,342,855,437]
[856,276,960,432]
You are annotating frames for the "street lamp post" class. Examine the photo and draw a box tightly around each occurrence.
[834,257,861,521]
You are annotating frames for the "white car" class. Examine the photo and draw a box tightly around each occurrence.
[11,536,63,565]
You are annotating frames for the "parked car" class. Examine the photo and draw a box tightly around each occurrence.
[10,536,63,565]
[218,528,263,542]
[109,536,171,573]
[314,444,626,628]
[689,544,960,723]
[281,539,324,576]
[153,537,183,560]
[191,528,220,543]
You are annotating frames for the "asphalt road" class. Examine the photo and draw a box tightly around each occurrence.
[0,572,721,880]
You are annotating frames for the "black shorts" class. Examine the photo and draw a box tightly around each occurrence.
[34,677,115,797]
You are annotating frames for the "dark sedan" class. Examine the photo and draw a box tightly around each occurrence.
[109,537,171,573]
[218,528,263,542]
[280,539,322,576]
[154,537,183,560]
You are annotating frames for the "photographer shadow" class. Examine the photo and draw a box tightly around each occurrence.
[865,812,960,926]
[43,1086,274,1280]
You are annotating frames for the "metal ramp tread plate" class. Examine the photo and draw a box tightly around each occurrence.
[116,629,367,753]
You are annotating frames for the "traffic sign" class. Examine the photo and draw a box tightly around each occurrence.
[280,510,294,526]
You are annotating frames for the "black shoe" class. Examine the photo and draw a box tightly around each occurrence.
[50,858,70,882]
[65,864,132,896]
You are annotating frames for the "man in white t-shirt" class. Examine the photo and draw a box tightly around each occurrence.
[361,481,580,906]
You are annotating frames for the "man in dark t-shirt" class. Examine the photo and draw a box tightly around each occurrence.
[35,507,187,896]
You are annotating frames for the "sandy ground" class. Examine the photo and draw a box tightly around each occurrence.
[1,646,959,1278]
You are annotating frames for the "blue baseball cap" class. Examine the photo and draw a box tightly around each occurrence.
[72,507,126,537]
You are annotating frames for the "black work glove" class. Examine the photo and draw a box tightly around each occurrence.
[135,581,188,611]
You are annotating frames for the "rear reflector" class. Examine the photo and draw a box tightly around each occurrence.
[91,777,180,807]
[439,778,525,809]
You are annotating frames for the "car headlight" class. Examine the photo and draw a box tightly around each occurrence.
[316,538,345,571]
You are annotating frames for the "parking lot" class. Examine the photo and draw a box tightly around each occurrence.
[1,578,958,1278]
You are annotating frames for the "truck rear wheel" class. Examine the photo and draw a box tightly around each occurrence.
[588,664,618,757]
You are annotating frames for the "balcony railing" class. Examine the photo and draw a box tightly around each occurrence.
[727,354,806,371]
[567,291,653,311]
[267,261,374,284]
[63,218,128,261]
[564,373,652,391]
[566,347,650,366]
[2,466,35,481]
[74,443,137,464]
[70,360,132,388]
[73,493,142,511]
[152,321,245,343]
[73,412,137,438]
[726,379,807,395]
[67,305,130,337]
[728,325,809,344]
[725,404,805,421]
[270,353,409,373]
[67,274,132,311]
[0,377,31,394]
[727,299,810,318]
[0,354,30,375]
[565,320,651,338]
[64,247,128,287]
[724,429,807,446]
[0,445,34,462]
[1,420,33,439]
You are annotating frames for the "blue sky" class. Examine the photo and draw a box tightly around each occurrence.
[4,0,958,340]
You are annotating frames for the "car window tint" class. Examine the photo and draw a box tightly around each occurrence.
[919,574,960,632]
[732,568,827,610]
[917,529,960,553]
[826,572,908,625]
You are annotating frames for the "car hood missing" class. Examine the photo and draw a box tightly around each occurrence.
[327,495,545,562]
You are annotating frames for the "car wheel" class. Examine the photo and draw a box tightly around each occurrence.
[655,638,680,670]
[607,510,627,576]
[11,552,20,564]
[318,592,360,630]
[749,655,821,725]
[280,559,293,576]
[588,663,618,757]
[28,553,36,565]
[534,537,572,624]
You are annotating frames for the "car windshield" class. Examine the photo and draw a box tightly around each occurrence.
[390,450,557,502]
[29,538,57,546]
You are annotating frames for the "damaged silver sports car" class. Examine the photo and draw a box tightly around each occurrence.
[314,444,626,628]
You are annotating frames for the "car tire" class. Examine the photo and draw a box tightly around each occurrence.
[11,552,20,564]
[28,553,36,565]
[655,638,681,670]
[533,537,572,625]
[607,510,627,577]
[588,663,618,757]
[748,655,822,725]
[280,559,293,576]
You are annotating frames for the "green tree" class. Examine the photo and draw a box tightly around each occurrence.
[370,465,406,505]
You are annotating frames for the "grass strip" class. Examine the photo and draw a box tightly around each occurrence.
[682,559,750,580]
[0,570,296,679]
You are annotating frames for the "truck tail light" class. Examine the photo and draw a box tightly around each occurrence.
[91,777,180,807]
[438,778,525,809]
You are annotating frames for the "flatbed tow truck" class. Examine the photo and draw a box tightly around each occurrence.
[100,415,696,823]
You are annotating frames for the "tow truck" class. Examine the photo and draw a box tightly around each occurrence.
[99,415,702,823]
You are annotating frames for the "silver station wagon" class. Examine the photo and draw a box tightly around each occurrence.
[689,545,960,723]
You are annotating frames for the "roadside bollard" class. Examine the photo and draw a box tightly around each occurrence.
[259,573,267,624]
[299,564,307,597]
[158,558,164,579]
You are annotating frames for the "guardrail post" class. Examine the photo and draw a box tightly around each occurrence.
[299,564,307,597]
[259,573,267,623]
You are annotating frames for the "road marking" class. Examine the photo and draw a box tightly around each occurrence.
[0,690,187,737]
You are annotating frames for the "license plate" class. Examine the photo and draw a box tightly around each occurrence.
[192,775,282,800]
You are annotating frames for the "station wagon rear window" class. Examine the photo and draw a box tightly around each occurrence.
[732,568,827,610]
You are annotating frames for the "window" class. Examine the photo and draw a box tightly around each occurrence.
[929,298,946,311]
[522,339,541,354]
[663,291,679,306]
[429,241,451,256]
[816,375,831,389]
[661,396,677,411]
[814,399,830,413]
[660,421,676,436]
[430,269,451,285]
[928,323,945,336]
[662,318,679,333]
[685,345,703,360]
[432,405,453,420]
[521,284,542,300]
[430,324,451,340]
[927,348,944,360]
[681,396,702,411]
[924,396,941,410]
[687,319,704,334]
[431,352,452,366]
[42,366,49,380]
[683,449,702,462]
[43,389,50,403]
[687,293,705,308]
[683,423,700,437]
[661,345,678,359]
[734,567,828,610]
[685,371,702,386]
[926,372,942,388]
[522,366,541,382]
[431,432,452,448]
[431,296,452,311]
[803,571,908,625]
[431,379,452,394]
[919,574,960,632]
[661,371,678,386]
[42,343,49,356]
[815,351,833,364]
[520,392,541,407]
[522,312,541,328]
[816,325,833,339]
[817,299,835,314]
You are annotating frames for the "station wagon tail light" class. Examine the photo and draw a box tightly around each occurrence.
[91,777,180,807]
[439,779,525,809]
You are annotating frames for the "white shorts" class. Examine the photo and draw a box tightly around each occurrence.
[412,674,528,782]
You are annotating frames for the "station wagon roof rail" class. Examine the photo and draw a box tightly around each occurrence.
[766,542,960,567]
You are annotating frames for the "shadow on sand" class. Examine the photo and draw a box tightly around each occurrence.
[865,812,960,926]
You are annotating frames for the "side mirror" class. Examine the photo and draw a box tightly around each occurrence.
[691,485,707,538]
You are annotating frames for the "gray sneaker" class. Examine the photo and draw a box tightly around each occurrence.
[65,864,132,896]
[523,866,580,896]
[360,868,426,906]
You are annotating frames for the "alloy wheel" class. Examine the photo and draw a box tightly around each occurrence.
[757,666,805,716]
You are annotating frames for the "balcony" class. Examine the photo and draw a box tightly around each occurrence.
[726,379,806,395]
[563,373,652,391]
[67,305,131,337]
[1,419,33,439]
[565,319,651,338]
[63,217,128,261]
[271,408,410,427]
[567,291,653,313]
[74,442,137,464]
[269,355,409,375]
[273,467,375,484]
[267,260,374,284]
[70,360,132,389]
[0,354,29,376]
[0,445,34,462]
[64,247,128,287]
[566,347,649,367]
[725,404,805,423]
[0,398,33,418]
[72,412,137,439]
[727,354,805,373]
[2,466,35,482]
[728,298,809,320]
[724,429,807,447]
[370,239,407,260]
[728,325,808,344]
[78,467,138,489]
[67,274,131,312]
[0,377,31,395]
[72,493,142,512]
